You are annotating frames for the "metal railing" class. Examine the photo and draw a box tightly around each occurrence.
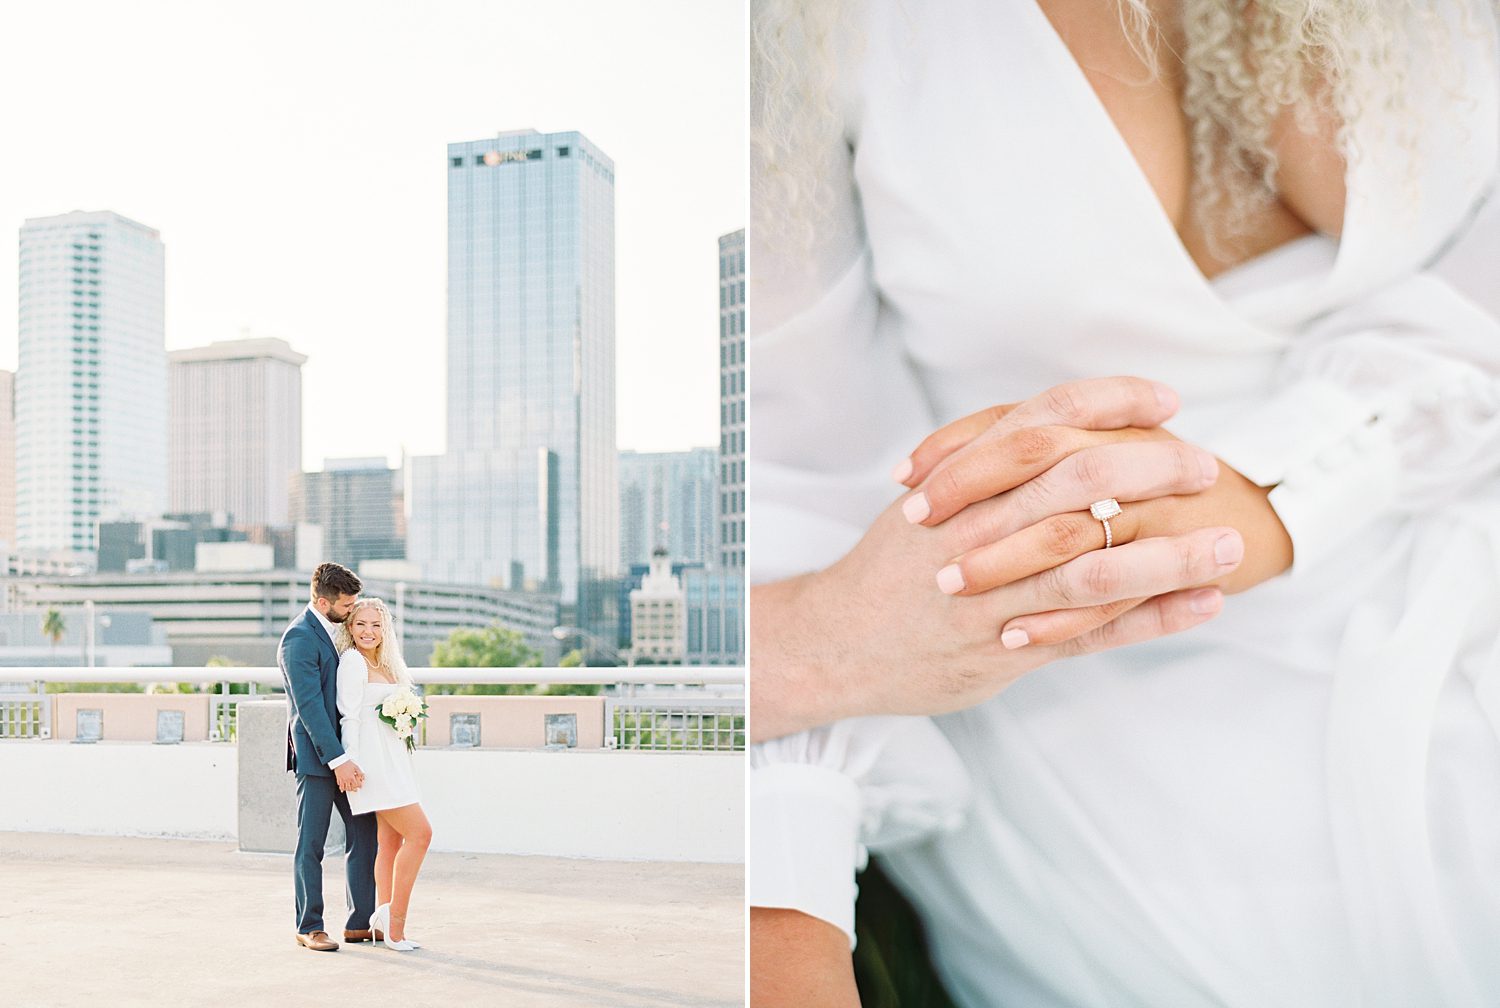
[609,695,746,751]
[0,667,746,751]
[0,683,50,739]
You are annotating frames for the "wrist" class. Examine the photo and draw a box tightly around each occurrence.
[750,571,858,742]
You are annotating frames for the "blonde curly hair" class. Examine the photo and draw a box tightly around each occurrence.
[334,597,412,687]
[752,0,1470,256]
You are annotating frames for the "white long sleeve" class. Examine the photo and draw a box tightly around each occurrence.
[1202,272,1500,571]
[335,650,367,766]
[749,716,971,947]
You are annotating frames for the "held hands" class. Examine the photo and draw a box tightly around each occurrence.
[334,761,364,793]
[896,379,1294,645]
[751,377,1265,741]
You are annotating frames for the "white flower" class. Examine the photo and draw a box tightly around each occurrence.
[395,723,413,739]
[380,697,399,718]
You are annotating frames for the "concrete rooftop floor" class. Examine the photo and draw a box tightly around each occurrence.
[0,831,744,1008]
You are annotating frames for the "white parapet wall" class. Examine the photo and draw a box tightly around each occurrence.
[0,725,744,864]
[0,740,239,840]
[419,749,743,862]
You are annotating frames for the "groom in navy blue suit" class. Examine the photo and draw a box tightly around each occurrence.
[281,561,379,951]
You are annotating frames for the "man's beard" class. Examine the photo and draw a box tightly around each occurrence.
[328,610,349,624]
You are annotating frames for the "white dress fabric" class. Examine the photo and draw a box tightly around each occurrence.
[336,651,421,816]
[749,2,1500,1005]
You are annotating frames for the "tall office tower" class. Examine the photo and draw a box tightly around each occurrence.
[410,129,618,645]
[16,211,167,561]
[169,337,306,526]
[0,370,14,551]
[289,457,406,570]
[718,229,745,569]
[618,447,718,569]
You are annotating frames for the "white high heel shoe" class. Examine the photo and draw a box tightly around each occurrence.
[370,903,419,951]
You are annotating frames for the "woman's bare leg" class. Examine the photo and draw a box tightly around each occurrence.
[374,803,432,940]
[374,816,402,912]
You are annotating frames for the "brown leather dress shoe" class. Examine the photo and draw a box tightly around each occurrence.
[342,929,385,943]
[295,931,339,952]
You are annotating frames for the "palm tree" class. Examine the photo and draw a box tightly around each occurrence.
[41,607,65,650]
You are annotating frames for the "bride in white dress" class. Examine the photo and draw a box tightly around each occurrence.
[750,0,1500,1005]
[335,597,431,952]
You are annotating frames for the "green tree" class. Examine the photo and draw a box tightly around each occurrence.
[429,624,542,695]
[428,625,600,696]
[41,607,65,650]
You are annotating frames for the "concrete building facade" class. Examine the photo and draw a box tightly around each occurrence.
[629,549,686,665]
[169,337,305,526]
[289,457,405,569]
[16,211,167,561]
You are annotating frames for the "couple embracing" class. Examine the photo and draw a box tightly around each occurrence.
[281,562,433,953]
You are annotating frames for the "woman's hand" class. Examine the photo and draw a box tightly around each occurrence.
[892,397,1295,648]
[750,378,1244,742]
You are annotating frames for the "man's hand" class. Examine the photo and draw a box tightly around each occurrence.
[334,761,364,793]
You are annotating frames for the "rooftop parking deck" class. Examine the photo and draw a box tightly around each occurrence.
[1,832,744,1008]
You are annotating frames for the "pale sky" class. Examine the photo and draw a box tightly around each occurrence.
[0,0,746,471]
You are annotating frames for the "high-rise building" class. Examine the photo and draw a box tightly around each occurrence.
[718,229,745,569]
[0,369,15,551]
[410,129,618,646]
[683,566,745,666]
[289,457,405,570]
[16,211,166,561]
[169,337,306,526]
[618,447,717,570]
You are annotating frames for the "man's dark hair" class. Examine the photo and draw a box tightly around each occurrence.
[311,562,362,602]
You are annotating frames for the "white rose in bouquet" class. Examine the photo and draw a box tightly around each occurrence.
[378,686,429,753]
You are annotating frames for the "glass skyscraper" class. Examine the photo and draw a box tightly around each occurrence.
[16,211,166,562]
[618,447,718,570]
[410,129,618,645]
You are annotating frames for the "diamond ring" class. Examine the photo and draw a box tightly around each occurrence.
[1090,498,1122,549]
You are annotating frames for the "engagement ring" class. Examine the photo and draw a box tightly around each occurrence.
[1090,498,1122,549]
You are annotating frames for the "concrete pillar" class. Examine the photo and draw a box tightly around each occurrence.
[238,699,345,854]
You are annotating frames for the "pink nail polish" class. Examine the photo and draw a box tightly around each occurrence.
[1214,533,1244,565]
[1153,382,1179,414]
[902,493,931,524]
[1001,628,1030,649]
[1198,451,1218,485]
[1189,589,1222,615]
[936,564,965,594]
[890,458,913,483]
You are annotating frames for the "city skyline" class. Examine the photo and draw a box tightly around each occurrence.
[0,0,745,470]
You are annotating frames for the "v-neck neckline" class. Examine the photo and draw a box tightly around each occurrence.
[1023,0,1353,313]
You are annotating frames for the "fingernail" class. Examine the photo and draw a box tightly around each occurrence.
[1197,451,1218,485]
[1153,382,1179,414]
[1189,588,1222,615]
[1000,627,1030,650]
[890,458,913,483]
[902,492,931,524]
[936,564,965,594]
[1214,532,1244,565]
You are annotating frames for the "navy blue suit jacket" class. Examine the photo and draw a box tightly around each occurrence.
[280,607,344,776]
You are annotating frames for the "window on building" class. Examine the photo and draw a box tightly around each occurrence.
[451,156,463,167]
[558,146,570,157]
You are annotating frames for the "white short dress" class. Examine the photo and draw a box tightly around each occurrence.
[336,650,421,816]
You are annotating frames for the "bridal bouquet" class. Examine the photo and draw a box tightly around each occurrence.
[378,687,428,753]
